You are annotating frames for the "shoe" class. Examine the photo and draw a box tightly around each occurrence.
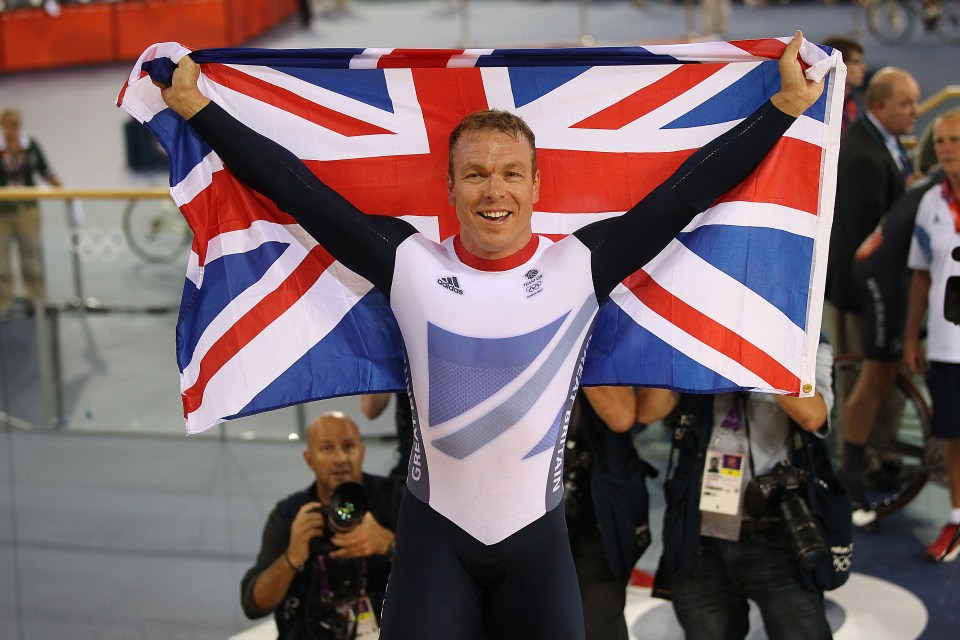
[852,507,878,529]
[926,523,960,563]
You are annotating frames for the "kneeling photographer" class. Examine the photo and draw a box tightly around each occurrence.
[639,338,852,639]
[241,412,401,640]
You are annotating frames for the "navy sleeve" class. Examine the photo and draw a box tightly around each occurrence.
[574,100,797,301]
[188,102,417,297]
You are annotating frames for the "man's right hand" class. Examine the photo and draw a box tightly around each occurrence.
[285,501,326,568]
[154,54,210,120]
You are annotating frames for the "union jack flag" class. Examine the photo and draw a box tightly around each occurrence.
[118,40,844,434]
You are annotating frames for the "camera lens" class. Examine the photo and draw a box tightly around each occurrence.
[779,495,828,570]
[327,481,368,534]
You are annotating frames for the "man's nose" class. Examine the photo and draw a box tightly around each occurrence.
[484,176,503,198]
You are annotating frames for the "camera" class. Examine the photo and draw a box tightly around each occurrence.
[312,481,368,535]
[320,481,369,534]
[744,462,828,570]
[304,482,370,640]
[310,482,369,558]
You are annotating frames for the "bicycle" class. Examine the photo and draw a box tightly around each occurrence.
[121,197,193,264]
[862,0,960,45]
[833,353,945,516]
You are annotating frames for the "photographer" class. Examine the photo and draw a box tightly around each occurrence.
[241,412,400,639]
[904,108,960,563]
[563,387,656,640]
[641,338,849,639]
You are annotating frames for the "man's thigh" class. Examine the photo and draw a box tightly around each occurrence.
[671,538,750,640]
[740,530,831,640]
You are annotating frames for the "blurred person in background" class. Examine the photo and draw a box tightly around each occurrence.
[0,107,61,318]
[904,109,960,562]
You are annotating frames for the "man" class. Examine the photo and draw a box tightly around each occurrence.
[0,107,61,317]
[824,67,921,521]
[240,412,399,638]
[639,336,840,639]
[904,109,960,562]
[820,37,867,138]
[160,33,823,640]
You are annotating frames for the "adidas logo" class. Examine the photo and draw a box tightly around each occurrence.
[437,276,464,295]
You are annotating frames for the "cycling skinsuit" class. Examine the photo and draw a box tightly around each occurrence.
[853,170,943,360]
[188,100,795,640]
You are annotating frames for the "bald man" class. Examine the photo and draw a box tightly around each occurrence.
[240,412,400,639]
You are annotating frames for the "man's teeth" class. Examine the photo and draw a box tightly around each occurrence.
[480,211,509,220]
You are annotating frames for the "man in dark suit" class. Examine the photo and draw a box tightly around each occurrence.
[824,67,920,522]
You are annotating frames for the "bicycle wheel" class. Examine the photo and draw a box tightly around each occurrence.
[834,355,935,516]
[122,198,193,264]
[864,0,917,44]
[936,0,960,44]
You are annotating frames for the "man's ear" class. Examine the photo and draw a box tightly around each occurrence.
[447,174,456,206]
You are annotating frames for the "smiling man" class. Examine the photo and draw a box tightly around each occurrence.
[159,33,824,640]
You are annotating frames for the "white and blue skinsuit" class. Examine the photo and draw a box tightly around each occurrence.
[188,98,796,639]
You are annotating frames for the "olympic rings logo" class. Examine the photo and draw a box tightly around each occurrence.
[68,228,128,263]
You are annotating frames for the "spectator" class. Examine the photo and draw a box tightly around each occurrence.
[240,412,400,638]
[839,166,943,520]
[564,387,655,640]
[824,67,920,522]
[642,337,845,639]
[821,37,867,138]
[0,107,61,318]
[904,108,960,562]
[700,0,731,37]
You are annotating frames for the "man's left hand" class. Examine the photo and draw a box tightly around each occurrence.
[329,512,394,559]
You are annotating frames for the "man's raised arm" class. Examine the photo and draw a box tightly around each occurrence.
[577,31,827,300]
[157,56,416,296]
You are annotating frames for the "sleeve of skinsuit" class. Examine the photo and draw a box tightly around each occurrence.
[188,102,418,298]
[574,100,797,303]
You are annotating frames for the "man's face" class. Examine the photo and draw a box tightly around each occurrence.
[447,131,540,260]
[933,117,960,181]
[874,76,920,136]
[1,118,19,144]
[303,416,365,501]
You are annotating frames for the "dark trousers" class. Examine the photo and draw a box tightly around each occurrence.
[671,528,832,640]
[571,527,629,640]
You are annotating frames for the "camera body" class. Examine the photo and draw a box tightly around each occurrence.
[744,461,828,570]
[310,481,369,557]
[304,481,371,640]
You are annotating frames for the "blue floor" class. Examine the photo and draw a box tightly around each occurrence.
[3,0,960,637]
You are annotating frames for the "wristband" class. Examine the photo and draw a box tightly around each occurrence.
[283,551,305,573]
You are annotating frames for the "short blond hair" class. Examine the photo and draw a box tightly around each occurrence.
[448,109,537,176]
[0,108,22,127]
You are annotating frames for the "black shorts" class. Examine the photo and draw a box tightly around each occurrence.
[854,260,907,361]
[928,361,960,439]
[380,489,585,640]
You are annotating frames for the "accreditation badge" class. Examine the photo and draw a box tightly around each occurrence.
[699,448,747,516]
[353,594,380,638]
